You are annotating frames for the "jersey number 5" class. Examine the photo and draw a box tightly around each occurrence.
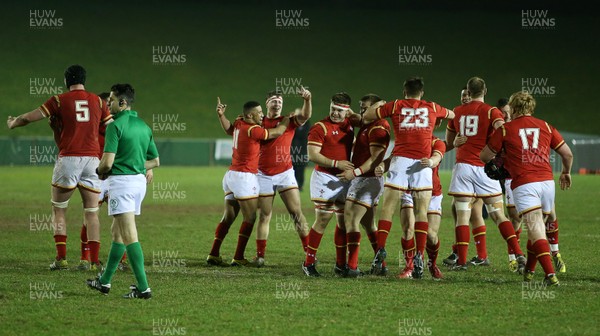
[400,107,429,128]
[518,128,540,150]
[75,100,90,122]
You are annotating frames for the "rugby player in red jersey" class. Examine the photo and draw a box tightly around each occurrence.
[7,65,112,270]
[446,77,525,272]
[444,87,490,268]
[207,98,289,266]
[363,76,454,279]
[481,91,573,286]
[396,137,446,279]
[302,92,356,277]
[253,88,312,266]
[336,94,390,277]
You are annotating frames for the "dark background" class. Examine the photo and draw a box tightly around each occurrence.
[2,0,598,138]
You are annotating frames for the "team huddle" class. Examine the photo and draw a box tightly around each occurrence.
[6,66,573,300]
[209,76,573,286]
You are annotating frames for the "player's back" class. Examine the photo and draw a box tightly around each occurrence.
[41,90,110,157]
[451,101,503,166]
[501,116,563,189]
[379,99,448,159]
[231,119,265,174]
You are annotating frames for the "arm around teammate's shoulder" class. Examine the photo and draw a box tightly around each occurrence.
[266,116,290,139]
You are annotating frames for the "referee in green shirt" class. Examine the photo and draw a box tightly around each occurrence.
[87,83,159,299]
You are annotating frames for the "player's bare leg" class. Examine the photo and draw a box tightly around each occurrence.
[254,195,274,266]
[79,186,101,270]
[469,198,489,266]
[426,213,443,279]
[483,196,526,273]
[280,189,309,252]
[207,199,239,266]
[302,204,335,277]
[522,209,558,285]
[49,186,75,270]
[230,198,258,266]
[411,190,432,279]
[398,206,415,279]
[372,187,402,274]
[452,196,473,270]
[344,201,367,277]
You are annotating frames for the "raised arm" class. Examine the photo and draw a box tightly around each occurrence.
[7,108,46,129]
[216,97,234,136]
[363,100,386,124]
[295,87,312,125]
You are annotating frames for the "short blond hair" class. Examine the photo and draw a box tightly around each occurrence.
[508,91,536,117]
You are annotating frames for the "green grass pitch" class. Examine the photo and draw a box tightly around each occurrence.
[1,166,599,335]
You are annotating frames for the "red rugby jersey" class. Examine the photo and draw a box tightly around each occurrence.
[40,90,111,157]
[230,119,269,173]
[448,101,504,166]
[259,115,301,175]
[487,115,565,190]
[307,117,354,176]
[352,119,390,177]
[376,99,449,159]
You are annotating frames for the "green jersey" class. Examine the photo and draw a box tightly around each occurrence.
[104,110,159,175]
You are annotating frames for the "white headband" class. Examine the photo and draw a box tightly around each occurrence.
[266,96,283,105]
[330,102,350,111]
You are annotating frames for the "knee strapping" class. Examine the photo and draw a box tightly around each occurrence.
[455,201,471,211]
[84,207,99,213]
[485,203,502,213]
[51,199,69,208]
